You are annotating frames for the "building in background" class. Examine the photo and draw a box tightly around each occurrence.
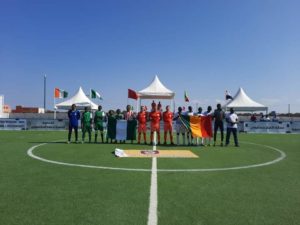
[12,105,45,113]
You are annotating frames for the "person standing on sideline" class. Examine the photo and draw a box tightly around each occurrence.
[149,102,161,145]
[173,106,186,145]
[67,104,80,143]
[213,103,225,146]
[137,106,147,144]
[94,105,106,143]
[202,106,213,146]
[163,105,174,145]
[81,107,92,143]
[225,108,239,147]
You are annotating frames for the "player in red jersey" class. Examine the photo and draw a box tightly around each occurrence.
[149,102,161,145]
[137,106,147,144]
[163,105,174,145]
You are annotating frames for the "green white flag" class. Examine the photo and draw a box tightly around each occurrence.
[91,89,102,99]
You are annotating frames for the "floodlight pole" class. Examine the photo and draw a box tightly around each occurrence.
[44,74,46,111]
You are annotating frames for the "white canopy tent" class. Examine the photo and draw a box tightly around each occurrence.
[223,87,268,112]
[55,87,98,110]
[137,75,175,111]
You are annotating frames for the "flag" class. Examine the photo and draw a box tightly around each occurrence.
[91,89,102,99]
[128,89,138,100]
[184,91,189,102]
[54,88,68,98]
[115,120,137,141]
[180,115,213,138]
[225,90,233,100]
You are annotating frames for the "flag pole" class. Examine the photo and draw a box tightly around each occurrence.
[54,92,56,120]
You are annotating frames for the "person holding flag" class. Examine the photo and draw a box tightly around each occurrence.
[185,106,195,145]
[163,105,174,145]
[202,106,213,146]
[149,101,161,145]
[67,104,80,143]
[94,105,106,143]
[81,106,92,143]
[196,107,204,146]
[173,106,186,145]
[137,106,148,144]
[124,105,137,144]
[106,110,117,143]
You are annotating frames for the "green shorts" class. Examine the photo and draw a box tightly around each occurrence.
[95,124,104,131]
[82,125,92,133]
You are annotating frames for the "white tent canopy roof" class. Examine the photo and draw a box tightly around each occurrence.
[138,75,175,99]
[223,87,268,112]
[55,87,98,110]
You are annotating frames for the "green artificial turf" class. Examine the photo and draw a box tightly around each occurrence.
[0,131,299,225]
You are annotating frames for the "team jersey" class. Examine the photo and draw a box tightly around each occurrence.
[203,111,213,116]
[82,111,92,125]
[94,111,105,124]
[174,112,183,125]
[149,111,161,124]
[163,111,173,124]
[68,110,80,127]
[137,111,147,124]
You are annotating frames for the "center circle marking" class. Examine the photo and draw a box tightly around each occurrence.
[27,141,286,172]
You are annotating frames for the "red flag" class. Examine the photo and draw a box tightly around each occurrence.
[128,89,138,100]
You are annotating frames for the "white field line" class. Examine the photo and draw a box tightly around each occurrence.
[27,141,286,172]
[147,157,158,225]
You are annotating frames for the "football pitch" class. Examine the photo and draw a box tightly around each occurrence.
[0,131,299,225]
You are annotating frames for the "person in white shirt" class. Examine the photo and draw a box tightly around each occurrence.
[225,108,239,147]
[186,106,195,145]
[202,106,213,146]
[173,107,186,145]
[196,107,204,146]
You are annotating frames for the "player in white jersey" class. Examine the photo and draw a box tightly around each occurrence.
[202,106,213,146]
[186,106,195,145]
[173,107,186,145]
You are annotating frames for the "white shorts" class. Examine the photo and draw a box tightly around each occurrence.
[176,124,186,134]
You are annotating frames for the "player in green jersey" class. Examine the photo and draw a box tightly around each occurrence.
[94,105,106,143]
[81,107,92,143]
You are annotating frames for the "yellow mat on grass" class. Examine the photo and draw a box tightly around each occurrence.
[123,150,198,158]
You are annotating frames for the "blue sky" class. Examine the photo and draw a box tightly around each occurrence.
[0,0,299,113]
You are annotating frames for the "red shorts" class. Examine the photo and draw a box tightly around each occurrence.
[151,123,160,132]
[138,124,147,133]
[164,123,173,132]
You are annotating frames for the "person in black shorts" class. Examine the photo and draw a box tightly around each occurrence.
[213,103,225,146]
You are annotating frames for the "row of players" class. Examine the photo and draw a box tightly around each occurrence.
[68,101,239,147]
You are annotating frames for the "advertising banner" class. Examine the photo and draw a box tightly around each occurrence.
[244,122,291,134]
[28,119,68,130]
[0,119,27,130]
[290,122,300,133]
